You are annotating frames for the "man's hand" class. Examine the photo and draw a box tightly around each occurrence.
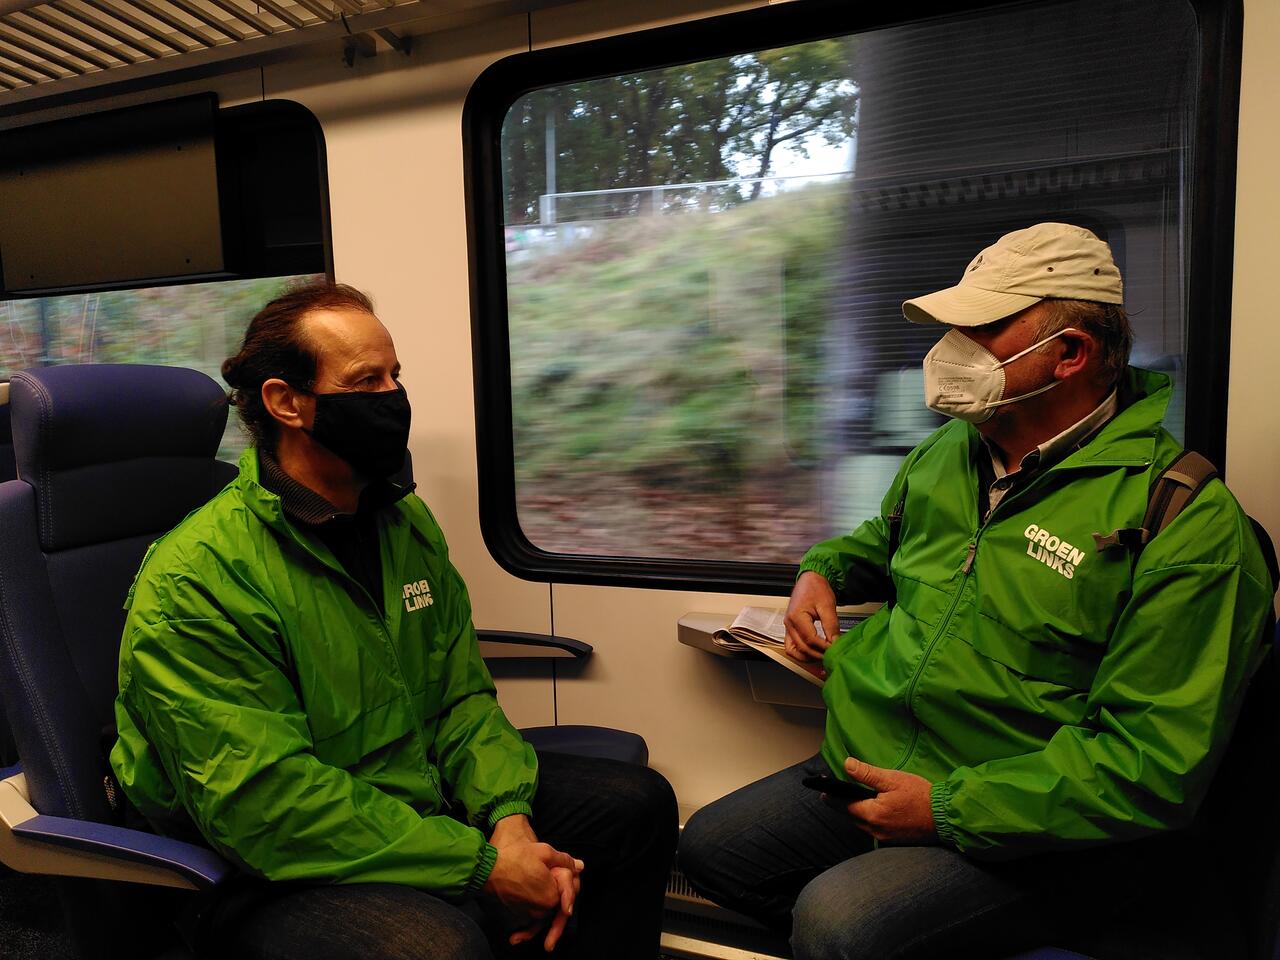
[484,819,583,952]
[784,571,840,664]
[837,756,938,844]
[490,813,538,848]
[507,863,581,951]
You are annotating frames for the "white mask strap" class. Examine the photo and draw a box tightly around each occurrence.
[985,377,1061,408]
[992,327,1081,371]
[986,326,1081,407]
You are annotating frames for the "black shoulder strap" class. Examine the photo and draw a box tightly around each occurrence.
[1247,515,1280,595]
[886,486,906,563]
[1092,450,1218,553]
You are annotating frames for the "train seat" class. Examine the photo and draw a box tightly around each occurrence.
[0,363,239,959]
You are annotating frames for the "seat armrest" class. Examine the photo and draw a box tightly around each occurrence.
[0,772,232,890]
[476,630,593,659]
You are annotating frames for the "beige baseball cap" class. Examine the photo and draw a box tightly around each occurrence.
[902,222,1124,327]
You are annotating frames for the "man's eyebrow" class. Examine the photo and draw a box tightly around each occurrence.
[345,360,394,378]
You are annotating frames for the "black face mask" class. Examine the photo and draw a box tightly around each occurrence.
[302,383,411,480]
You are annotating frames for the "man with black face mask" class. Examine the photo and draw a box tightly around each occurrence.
[110,282,677,960]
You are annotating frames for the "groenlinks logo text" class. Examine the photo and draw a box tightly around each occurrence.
[1024,524,1086,580]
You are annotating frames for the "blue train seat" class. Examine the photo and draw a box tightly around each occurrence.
[474,629,649,765]
[0,364,239,959]
[520,723,648,764]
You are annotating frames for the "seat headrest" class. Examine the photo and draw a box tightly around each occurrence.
[10,364,232,551]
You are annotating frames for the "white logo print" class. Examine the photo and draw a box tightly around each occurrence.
[1023,524,1086,580]
[402,579,433,612]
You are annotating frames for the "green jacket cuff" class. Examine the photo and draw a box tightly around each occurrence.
[930,781,957,848]
[797,557,842,592]
[466,841,499,894]
[486,799,534,833]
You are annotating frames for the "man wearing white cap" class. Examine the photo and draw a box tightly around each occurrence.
[679,223,1274,958]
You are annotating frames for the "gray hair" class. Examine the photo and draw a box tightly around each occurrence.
[1034,298,1132,389]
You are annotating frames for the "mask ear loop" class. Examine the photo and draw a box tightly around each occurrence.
[984,377,1061,409]
[985,327,1081,408]
[992,326,1081,370]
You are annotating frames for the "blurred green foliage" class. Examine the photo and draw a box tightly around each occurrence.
[509,180,846,494]
[0,275,317,460]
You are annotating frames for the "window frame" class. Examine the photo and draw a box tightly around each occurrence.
[463,0,1244,595]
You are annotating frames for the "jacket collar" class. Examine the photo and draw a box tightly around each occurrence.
[258,448,348,525]
[236,447,415,534]
[966,366,1172,472]
[1064,366,1172,468]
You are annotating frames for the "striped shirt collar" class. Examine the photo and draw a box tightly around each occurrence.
[987,388,1119,481]
[257,448,413,525]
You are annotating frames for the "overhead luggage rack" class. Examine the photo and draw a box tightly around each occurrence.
[0,0,544,110]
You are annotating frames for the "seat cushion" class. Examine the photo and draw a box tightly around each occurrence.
[519,725,648,766]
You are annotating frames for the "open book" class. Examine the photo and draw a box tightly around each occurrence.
[712,607,865,687]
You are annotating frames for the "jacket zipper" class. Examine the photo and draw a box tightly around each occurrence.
[286,522,443,800]
[356,564,441,790]
[894,461,1068,768]
[897,539,976,767]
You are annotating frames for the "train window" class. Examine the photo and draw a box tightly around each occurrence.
[0,95,331,462]
[0,275,322,460]
[466,0,1240,593]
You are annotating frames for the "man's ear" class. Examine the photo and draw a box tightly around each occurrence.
[262,378,309,431]
[1054,329,1095,381]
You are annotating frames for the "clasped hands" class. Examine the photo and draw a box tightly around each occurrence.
[483,814,582,951]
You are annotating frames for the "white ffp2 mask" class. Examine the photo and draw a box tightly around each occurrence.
[922,327,1078,424]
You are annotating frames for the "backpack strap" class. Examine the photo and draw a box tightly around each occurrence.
[886,487,906,563]
[1247,515,1280,595]
[1092,450,1218,553]
[883,486,907,609]
[1144,451,1219,537]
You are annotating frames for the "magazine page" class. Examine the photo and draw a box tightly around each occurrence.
[737,635,826,687]
[711,606,866,653]
[728,606,787,645]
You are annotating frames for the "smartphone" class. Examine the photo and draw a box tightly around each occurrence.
[801,774,876,801]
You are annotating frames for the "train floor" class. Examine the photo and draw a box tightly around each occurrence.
[0,864,75,959]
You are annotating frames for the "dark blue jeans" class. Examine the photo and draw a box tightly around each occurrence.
[197,751,677,960]
[679,755,1235,960]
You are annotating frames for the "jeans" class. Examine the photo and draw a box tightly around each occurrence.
[197,750,678,960]
[679,755,1238,960]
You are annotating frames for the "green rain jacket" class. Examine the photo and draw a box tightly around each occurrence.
[110,450,537,895]
[800,367,1273,859]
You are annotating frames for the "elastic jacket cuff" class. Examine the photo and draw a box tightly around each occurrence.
[797,557,842,592]
[486,799,534,833]
[930,781,957,848]
[466,841,499,894]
